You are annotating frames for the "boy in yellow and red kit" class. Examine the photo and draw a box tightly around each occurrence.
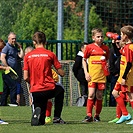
[82,28,109,122]
[112,25,133,124]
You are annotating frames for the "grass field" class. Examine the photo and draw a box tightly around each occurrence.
[0,106,133,133]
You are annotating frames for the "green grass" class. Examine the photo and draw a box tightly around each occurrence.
[0,106,133,133]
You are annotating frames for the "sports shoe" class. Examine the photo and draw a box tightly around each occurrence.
[94,116,100,122]
[116,114,131,124]
[108,118,119,123]
[53,117,66,124]
[126,120,133,124]
[82,116,93,122]
[0,119,8,124]
[31,107,41,126]
[45,116,52,124]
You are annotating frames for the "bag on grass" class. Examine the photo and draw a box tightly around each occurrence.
[76,95,87,107]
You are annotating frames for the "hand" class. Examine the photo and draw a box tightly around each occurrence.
[121,78,126,85]
[85,73,91,82]
[16,42,22,49]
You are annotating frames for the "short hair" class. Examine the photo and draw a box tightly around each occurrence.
[80,42,88,49]
[32,31,46,44]
[0,39,6,46]
[91,28,103,36]
[120,25,133,40]
[8,32,16,39]
[25,46,34,54]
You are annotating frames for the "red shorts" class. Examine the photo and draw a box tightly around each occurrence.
[88,82,106,90]
[114,82,133,93]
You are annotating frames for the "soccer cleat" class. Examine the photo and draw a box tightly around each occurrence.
[94,116,100,122]
[116,114,131,124]
[45,116,52,124]
[126,120,133,124]
[31,107,41,126]
[53,117,66,124]
[82,116,93,122]
[108,118,119,123]
[0,119,9,124]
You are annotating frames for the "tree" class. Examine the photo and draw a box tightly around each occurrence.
[12,2,57,40]
[88,6,108,41]
[0,0,26,39]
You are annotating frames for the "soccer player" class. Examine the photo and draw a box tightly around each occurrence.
[112,25,133,124]
[23,31,65,126]
[82,28,109,122]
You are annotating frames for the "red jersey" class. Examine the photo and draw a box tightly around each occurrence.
[84,43,109,83]
[118,43,133,91]
[23,47,62,93]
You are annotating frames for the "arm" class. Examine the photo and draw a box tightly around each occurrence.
[82,58,91,82]
[56,68,65,77]
[0,66,10,70]
[23,70,30,83]
[17,43,24,58]
[1,53,9,67]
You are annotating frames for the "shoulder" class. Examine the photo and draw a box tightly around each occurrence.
[129,44,133,51]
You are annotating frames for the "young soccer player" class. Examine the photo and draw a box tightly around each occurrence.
[23,32,65,126]
[82,28,109,122]
[112,25,133,124]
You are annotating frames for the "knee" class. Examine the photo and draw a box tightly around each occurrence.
[88,94,95,99]
[96,94,103,100]
[112,90,118,98]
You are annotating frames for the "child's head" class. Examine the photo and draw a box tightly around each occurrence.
[120,25,133,42]
[24,46,34,55]
[32,31,46,46]
[0,39,6,52]
[80,42,88,53]
[91,28,104,45]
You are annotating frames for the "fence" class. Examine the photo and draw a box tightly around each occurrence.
[17,40,111,106]
[17,40,82,60]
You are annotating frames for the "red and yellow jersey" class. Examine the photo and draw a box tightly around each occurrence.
[52,69,59,83]
[118,43,133,90]
[84,43,109,83]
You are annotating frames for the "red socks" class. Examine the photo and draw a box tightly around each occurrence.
[115,96,128,115]
[46,100,52,117]
[87,99,94,117]
[86,99,102,117]
[116,104,122,118]
[95,99,102,116]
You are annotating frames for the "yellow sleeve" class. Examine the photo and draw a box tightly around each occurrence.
[52,69,59,82]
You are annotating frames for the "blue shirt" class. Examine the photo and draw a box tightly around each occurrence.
[2,43,19,71]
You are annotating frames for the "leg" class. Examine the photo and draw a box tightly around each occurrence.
[126,92,133,124]
[109,75,118,106]
[95,89,103,115]
[45,99,52,123]
[80,82,88,96]
[31,92,48,126]
[83,82,96,122]
[0,74,12,106]
[112,89,131,124]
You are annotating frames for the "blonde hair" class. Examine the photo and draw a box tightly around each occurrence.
[91,28,103,36]
[25,46,34,55]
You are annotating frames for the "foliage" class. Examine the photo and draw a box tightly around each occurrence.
[0,0,27,39]
[12,0,57,40]
[88,6,108,41]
